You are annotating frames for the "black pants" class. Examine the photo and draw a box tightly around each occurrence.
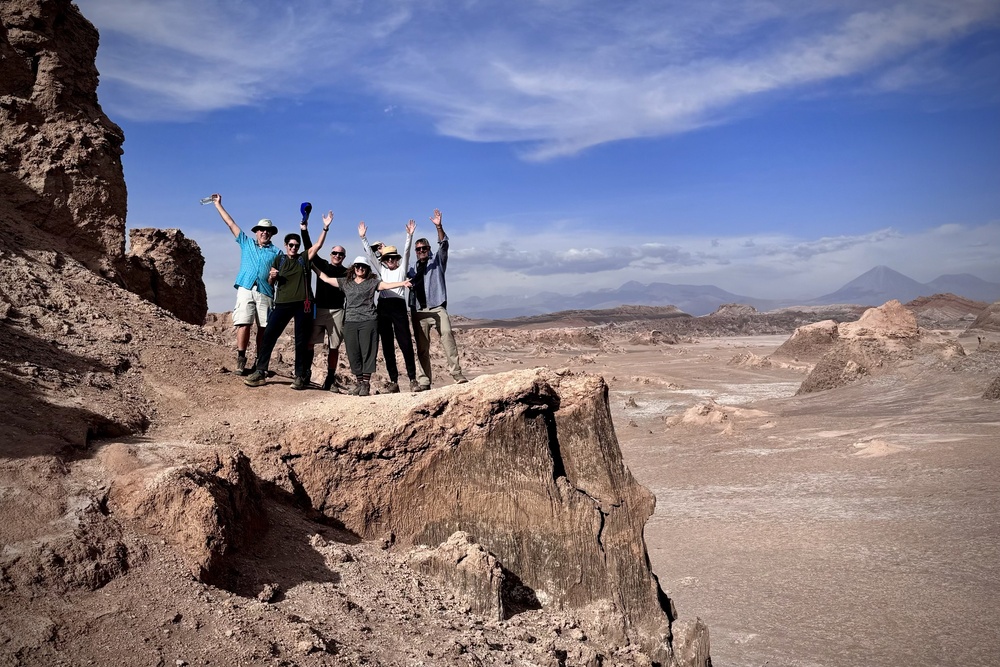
[377,298,417,382]
[344,319,379,376]
[254,301,313,379]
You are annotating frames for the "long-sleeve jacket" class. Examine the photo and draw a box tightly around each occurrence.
[406,235,449,310]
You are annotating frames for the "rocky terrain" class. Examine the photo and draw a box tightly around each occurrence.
[4,2,998,667]
[1,2,707,666]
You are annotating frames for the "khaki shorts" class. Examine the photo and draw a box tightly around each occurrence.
[232,286,272,327]
[310,307,345,348]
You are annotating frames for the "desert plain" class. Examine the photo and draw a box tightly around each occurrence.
[462,319,999,667]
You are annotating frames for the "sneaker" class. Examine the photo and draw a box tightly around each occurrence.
[409,379,421,393]
[385,381,400,394]
[236,355,247,375]
[291,376,307,390]
[244,370,267,387]
[348,381,364,396]
[413,383,431,392]
[453,375,469,384]
[358,382,370,397]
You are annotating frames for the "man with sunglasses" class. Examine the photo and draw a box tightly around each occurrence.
[210,193,281,375]
[309,236,349,392]
[407,208,468,390]
[244,209,324,389]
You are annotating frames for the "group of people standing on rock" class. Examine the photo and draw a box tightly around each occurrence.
[210,193,467,397]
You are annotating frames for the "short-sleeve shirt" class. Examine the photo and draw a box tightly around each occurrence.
[313,257,348,310]
[340,277,379,322]
[233,231,280,298]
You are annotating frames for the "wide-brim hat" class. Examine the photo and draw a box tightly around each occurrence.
[350,256,370,267]
[379,245,401,259]
[251,219,277,233]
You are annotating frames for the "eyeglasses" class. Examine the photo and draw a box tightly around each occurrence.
[331,251,346,257]
[415,246,430,252]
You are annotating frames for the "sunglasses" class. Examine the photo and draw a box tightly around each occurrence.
[287,243,300,248]
[415,246,431,252]
[331,251,346,257]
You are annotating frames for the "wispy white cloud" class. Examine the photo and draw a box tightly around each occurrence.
[79,0,1000,152]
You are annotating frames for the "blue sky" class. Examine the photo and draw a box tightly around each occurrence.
[75,0,1000,313]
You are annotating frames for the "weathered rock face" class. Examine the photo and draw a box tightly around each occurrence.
[966,301,1000,333]
[796,300,964,394]
[110,451,267,585]
[770,319,839,362]
[118,228,209,325]
[251,370,706,665]
[0,0,127,274]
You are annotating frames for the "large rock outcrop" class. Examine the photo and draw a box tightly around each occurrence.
[0,0,127,274]
[118,228,209,325]
[251,369,706,664]
[795,300,964,394]
[965,301,1000,333]
[1,0,208,324]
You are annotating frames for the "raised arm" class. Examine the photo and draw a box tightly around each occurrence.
[316,271,340,288]
[358,221,382,274]
[307,210,332,260]
[377,278,412,291]
[402,219,415,268]
[430,209,445,243]
[212,193,241,238]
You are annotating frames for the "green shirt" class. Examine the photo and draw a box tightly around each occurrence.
[271,253,309,304]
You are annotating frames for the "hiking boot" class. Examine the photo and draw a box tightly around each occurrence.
[236,354,247,375]
[244,370,267,387]
[413,382,431,392]
[291,376,307,390]
[323,375,342,393]
[357,382,370,397]
[348,381,364,396]
[409,379,421,393]
[453,375,469,384]
[385,381,400,394]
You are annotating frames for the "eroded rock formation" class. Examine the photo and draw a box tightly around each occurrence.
[1,0,209,324]
[249,369,703,663]
[118,228,209,325]
[0,0,127,274]
[795,300,965,394]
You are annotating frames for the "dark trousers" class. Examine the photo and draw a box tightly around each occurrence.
[377,298,417,382]
[344,319,379,376]
[254,301,314,379]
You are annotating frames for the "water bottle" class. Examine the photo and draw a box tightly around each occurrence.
[199,196,214,205]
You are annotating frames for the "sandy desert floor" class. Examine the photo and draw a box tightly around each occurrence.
[476,331,999,667]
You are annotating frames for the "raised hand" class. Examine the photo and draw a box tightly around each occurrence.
[430,209,442,227]
[358,221,367,238]
[406,219,416,235]
[323,211,334,226]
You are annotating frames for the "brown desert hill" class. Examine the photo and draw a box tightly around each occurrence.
[0,2,709,665]
[905,292,988,328]
[965,299,1000,333]
[789,300,966,394]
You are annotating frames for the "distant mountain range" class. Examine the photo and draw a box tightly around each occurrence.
[452,266,1000,319]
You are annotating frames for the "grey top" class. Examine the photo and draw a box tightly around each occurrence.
[340,277,380,322]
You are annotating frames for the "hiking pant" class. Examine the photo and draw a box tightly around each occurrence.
[344,319,379,376]
[377,298,416,382]
[254,301,313,379]
[411,306,462,387]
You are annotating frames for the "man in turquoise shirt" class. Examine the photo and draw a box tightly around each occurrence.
[210,193,280,374]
